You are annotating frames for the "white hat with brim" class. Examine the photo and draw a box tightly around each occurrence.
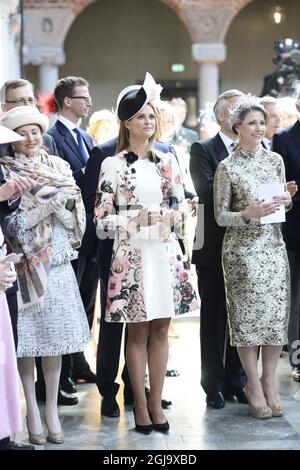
[0,106,49,135]
[0,124,24,144]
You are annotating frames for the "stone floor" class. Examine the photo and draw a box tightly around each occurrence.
[15,316,300,450]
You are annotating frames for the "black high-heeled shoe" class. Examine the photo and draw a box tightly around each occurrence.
[153,421,170,433]
[148,409,170,434]
[133,408,153,435]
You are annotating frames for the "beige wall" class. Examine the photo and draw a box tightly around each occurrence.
[59,0,197,113]
[220,0,300,95]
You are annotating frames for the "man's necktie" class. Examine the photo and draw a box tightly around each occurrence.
[73,128,89,163]
[229,142,235,152]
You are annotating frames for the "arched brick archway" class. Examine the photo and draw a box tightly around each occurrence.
[23,0,96,15]
[23,0,254,101]
[23,0,254,48]
[158,0,254,106]
[160,0,254,42]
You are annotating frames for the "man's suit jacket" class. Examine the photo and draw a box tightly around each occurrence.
[190,133,228,268]
[47,120,93,188]
[43,134,59,156]
[272,120,300,251]
[260,71,280,97]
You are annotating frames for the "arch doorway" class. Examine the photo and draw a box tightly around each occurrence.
[59,0,197,122]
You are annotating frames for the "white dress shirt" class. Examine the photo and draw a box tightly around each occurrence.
[219,131,236,154]
[262,137,272,150]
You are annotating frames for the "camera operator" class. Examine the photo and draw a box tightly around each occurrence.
[261,38,300,97]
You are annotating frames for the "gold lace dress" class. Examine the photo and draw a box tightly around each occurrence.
[213,145,290,347]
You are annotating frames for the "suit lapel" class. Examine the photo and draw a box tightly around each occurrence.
[56,121,87,167]
[213,133,228,163]
[65,132,87,166]
[82,132,93,153]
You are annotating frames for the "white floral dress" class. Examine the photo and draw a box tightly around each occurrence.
[95,150,198,322]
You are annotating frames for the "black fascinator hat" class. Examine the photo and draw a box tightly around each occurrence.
[116,72,162,122]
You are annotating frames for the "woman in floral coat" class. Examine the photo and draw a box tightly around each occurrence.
[94,73,198,434]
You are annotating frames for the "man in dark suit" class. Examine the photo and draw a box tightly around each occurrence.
[260,71,280,98]
[272,91,300,382]
[46,77,96,394]
[190,89,247,409]
[47,76,93,188]
[83,136,174,417]
[0,79,58,156]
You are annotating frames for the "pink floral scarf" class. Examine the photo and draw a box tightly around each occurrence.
[1,150,85,312]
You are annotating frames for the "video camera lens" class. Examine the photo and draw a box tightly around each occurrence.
[274,38,300,53]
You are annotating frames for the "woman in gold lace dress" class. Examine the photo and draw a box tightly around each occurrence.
[214,96,291,419]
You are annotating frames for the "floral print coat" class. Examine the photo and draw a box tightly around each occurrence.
[94,150,198,322]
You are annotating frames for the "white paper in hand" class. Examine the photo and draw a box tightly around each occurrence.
[257,182,285,224]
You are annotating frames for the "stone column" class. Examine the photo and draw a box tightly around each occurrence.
[192,43,226,109]
[23,46,65,93]
[38,64,59,94]
[0,0,20,86]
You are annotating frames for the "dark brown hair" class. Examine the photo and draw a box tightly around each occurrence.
[54,76,89,110]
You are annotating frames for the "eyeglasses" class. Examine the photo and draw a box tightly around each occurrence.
[6,98,36,106]
[69,96,92,104]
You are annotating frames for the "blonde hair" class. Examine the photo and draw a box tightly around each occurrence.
[117,103,160,152]
[86,109,118,142]
[156,100,176,140]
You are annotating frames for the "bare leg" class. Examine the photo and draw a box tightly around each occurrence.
[42,355,62,433]
[126,322,150,425]
[237,346,268,408]
[148,318,171,424]
[260,345,283,406]
[18,357,43,434]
